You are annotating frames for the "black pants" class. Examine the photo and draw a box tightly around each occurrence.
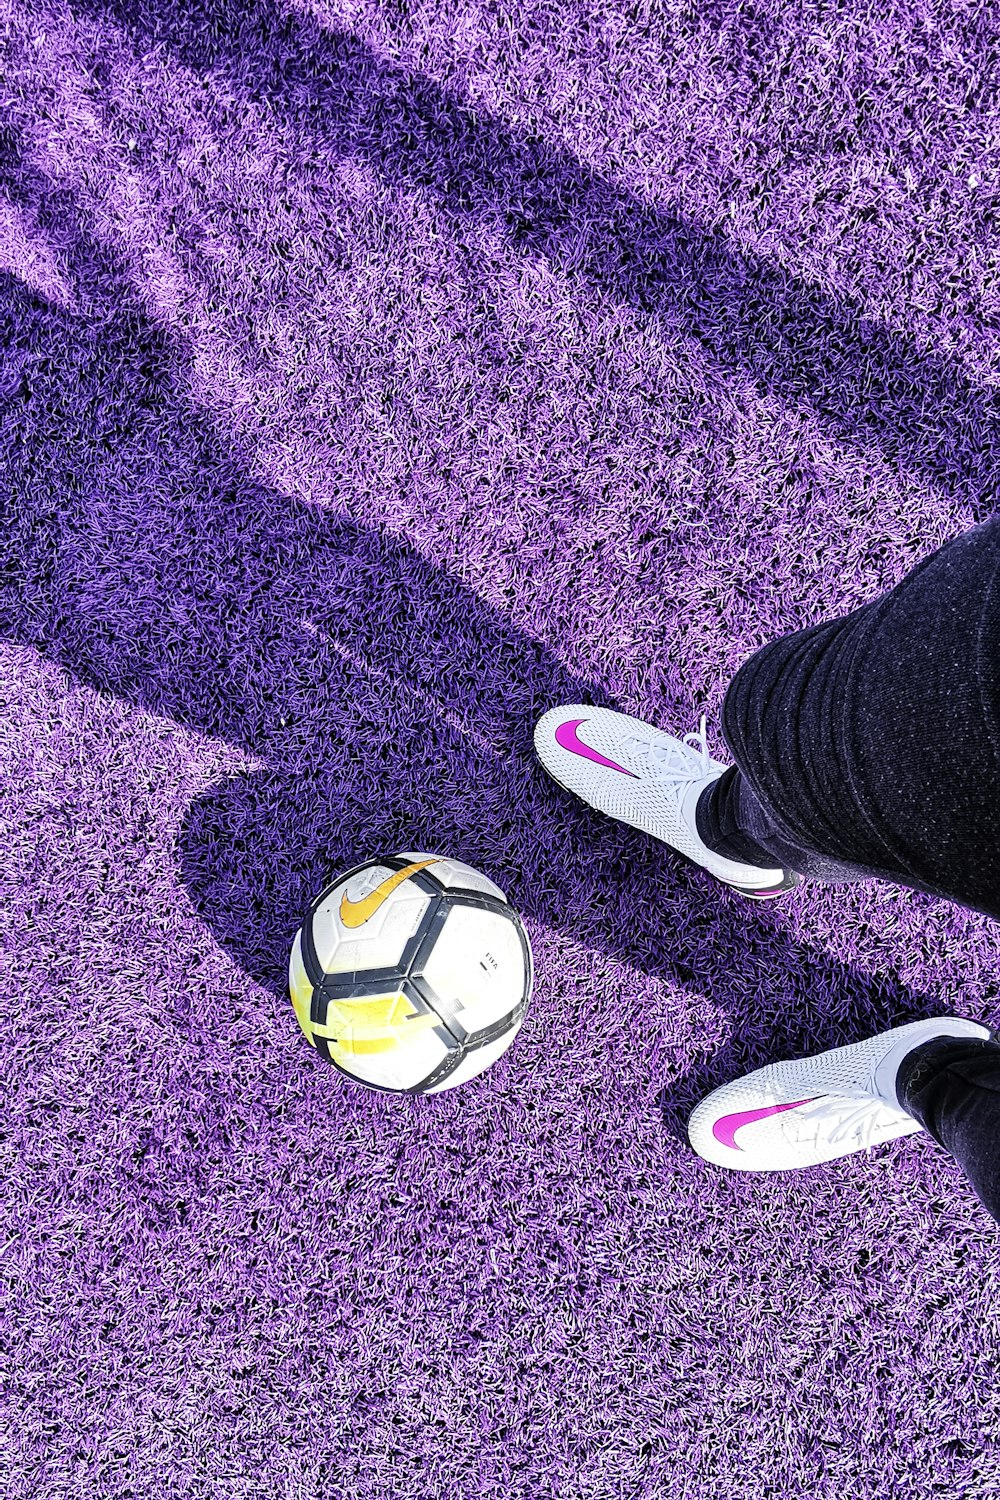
[697,518,1000,1221]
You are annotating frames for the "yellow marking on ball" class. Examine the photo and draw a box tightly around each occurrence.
[311,990,441,1055]
[289,933,314,1037]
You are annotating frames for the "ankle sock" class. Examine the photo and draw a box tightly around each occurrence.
[695,768,782,869]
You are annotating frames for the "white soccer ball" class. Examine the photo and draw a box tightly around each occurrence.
[288,852,533,1093]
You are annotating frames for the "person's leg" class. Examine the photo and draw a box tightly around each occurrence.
[688,1017,1000,1224]
[894,1035,1000,1223]
[536,519,1000,912]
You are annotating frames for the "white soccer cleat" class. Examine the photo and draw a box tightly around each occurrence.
[687,1017,992,1172]
[533,704,800,899]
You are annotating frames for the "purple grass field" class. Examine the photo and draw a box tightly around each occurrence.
[3,0,1000,1495]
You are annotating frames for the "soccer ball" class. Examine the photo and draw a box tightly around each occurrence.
[288,852,533,1094]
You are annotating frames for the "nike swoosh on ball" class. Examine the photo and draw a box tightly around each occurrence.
[339,859,438,928]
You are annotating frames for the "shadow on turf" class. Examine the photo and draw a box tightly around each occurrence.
[70,0,1000,521]
[0,149,971,1134]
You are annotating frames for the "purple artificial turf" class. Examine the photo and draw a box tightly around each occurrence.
[2,0,1000,1495]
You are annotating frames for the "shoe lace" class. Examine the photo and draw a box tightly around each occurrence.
[787,1084,899,1150]
[623,714,715,789]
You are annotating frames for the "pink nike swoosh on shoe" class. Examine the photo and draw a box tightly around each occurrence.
[713,1099,816,1152]
[553,718,639,778]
